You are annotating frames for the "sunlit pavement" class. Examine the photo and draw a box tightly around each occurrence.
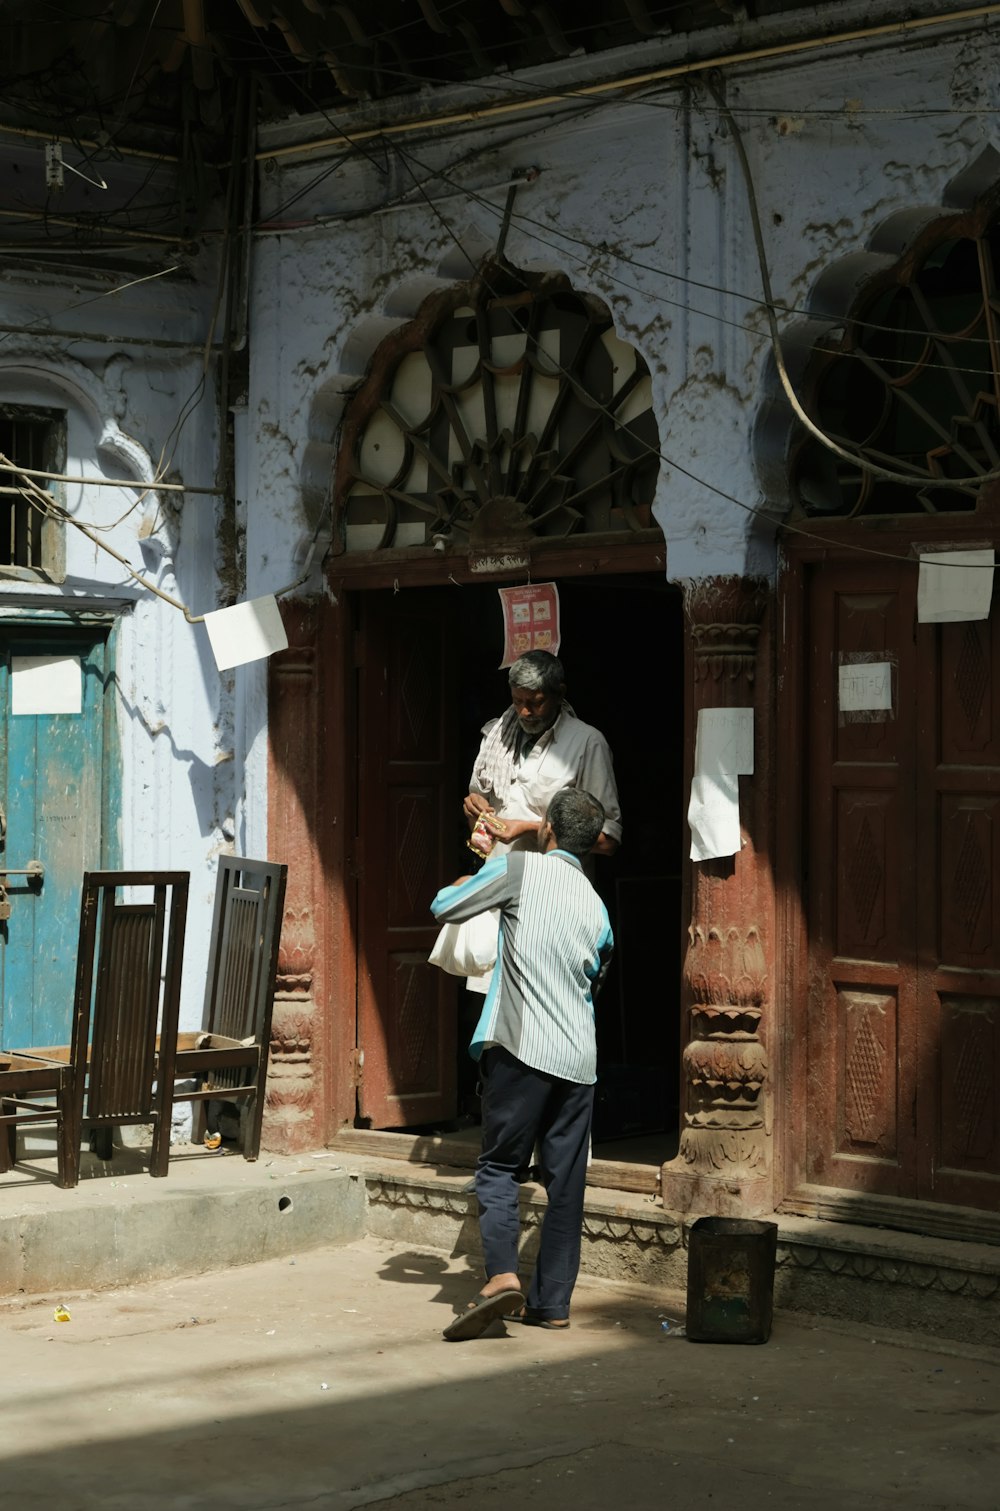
[1,1233,998,1510]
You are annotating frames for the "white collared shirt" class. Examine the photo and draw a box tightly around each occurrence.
[470,707,622,849]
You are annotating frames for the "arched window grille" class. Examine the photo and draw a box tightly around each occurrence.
[794,220,1000,518]
[333,263,660,555]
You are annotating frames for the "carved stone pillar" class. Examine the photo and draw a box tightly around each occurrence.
[660,576,775,1218]
[265,601,324,1153]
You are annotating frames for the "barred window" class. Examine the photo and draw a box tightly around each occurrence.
[0,406,66,573]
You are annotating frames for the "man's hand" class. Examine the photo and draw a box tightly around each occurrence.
[495,818,540,843]
[592,833,619,857]
[463,792,494,825]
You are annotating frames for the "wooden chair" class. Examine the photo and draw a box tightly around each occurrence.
[0,1053,74,1187]
[0,871,188,1187]
[170,856,287,1162]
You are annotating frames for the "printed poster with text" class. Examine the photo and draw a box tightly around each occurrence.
[498,582,561,668]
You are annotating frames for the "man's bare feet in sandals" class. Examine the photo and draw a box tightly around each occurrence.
[442,1272,523,1341]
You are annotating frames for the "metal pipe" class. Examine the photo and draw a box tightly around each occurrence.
[0,465,222,495]
[0,319,221,353]
[0,123,179,164]
[0,208,192,247]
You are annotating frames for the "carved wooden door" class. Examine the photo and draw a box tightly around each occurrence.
[915,592,1000,1208]
[804,557,1000,1212]
[355,589,458,1128]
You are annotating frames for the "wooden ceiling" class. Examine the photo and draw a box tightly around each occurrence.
[0,0,846,265]
[1,0,845,151]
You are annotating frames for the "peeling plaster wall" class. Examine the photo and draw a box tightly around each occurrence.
[0,262,234,1030]
[246,15,1000,588]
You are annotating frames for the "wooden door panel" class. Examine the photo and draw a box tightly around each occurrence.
[356,592,458,1129]
[928,990,1000,1203]
[938,797,1000,966]
[917,588,1000,1208]
[837,987,899,1165]
[834,791,899,960]
[388,790,441,925]
[387,953,446,1098]
[806,567,916,1198]
[938,619,998,762]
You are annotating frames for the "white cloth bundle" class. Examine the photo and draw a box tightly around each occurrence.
[428,909,500,978]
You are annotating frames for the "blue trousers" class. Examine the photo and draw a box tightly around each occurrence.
[475,1045,594,1321]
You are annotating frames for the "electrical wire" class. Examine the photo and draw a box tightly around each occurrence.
[385,139,1000,401]
[254,89,1000,366]
[368,152,998,570]
[7,6,999,572]
[253,0,1000,164]
[2,455,203,619]
[3,456,321,620]
[706,75,1000,494]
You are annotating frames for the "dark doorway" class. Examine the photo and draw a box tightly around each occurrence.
[451,572,684,1157]
[354,568,685,1163]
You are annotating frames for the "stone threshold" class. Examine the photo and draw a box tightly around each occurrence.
[328,1127,660,1195]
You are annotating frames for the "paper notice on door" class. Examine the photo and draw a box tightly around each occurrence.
[688,771,741,861]
[917,548,995,623]
[203,595,288,672]
[498,582,561,667]
[695,707,754,777]
[838,661,892,713]
[11,655,82,715]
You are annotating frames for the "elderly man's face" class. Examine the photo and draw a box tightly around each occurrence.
[511,684,562,736]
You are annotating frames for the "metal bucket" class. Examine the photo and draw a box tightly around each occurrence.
[685,1216,778,1344]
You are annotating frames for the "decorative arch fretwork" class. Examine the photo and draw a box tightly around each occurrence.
[790,202,1000,519]
[332,261,660,556]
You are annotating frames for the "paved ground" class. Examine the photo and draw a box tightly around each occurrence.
[1,1234,998,1511]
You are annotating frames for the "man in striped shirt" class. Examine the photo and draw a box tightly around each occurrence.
[431,787,614,1341]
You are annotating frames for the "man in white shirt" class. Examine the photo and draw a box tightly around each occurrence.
[464,650,622,861]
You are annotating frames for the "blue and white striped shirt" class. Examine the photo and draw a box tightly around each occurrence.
[431,850,614,1084]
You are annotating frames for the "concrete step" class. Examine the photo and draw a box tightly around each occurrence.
[3,1134,998,1352]
[325,1150,1000,1351]
[0,1146,365,1295]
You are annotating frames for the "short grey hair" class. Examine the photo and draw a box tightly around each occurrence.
[508,650,564,693]
[546,787,605,857]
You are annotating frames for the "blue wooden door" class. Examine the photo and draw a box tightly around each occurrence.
[0,628,118,1049]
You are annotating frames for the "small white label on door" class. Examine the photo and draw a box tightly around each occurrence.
[11,655,82,715]
[838,660,892,712]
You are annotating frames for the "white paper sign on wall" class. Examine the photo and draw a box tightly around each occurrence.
[694,707,754,776]
[688,771,741,861]
[11,655,82,715]
[203,595,289,672]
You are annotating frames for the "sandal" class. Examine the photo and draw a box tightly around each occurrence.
[442,1288,523,1341]
[508,1306,570,1329]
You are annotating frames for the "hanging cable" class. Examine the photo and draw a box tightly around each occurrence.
[704,74,1000,495]
[254,1,1000,164]
[1,459,326,621]
[387,137,1000,366]
[371,156,997,570]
